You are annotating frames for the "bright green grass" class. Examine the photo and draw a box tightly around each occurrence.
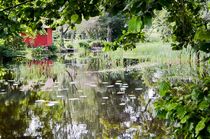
[107,41,191,65]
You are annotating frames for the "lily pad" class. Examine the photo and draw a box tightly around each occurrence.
[115,82,122,85]
[69,98,80,101]
[102,82,109,85]
[35,100,46,103]
[122,85,129,88]
[57,95,64,98]
[62,88,69,91]
[117,92,125,95]
[135,88,143,91]
[46,101,59,107]
[119,103,126,106]
[58,88,68,91]
[89,84,97,87]
[107,85,114,88]
[102,97,109,100]
[80,95,87,98]
[130,96,137,100]
[120,87,126,91]
[70,81,77,85]
[13,83,19,86]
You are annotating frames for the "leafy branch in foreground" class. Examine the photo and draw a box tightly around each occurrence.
[155,77,210,138]
[1,0,210,53]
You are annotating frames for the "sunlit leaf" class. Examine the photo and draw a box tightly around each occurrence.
[159,81,170,97]
[194,30,210,41]
[180,115,190,124]
[166,103,178,111]
[198,100,209,110]
[195,118,207,136]
[128,16,142,33]
[177,107,187,119]
[71,14,79,23]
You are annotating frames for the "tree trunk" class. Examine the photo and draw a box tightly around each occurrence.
[60,26,65,48]
[195,50,201,77]
[188,48,192,67]
[202,55,208,77]
[0,56,2,65]
[179,51,182,65]
[71,31,75,43]
[196,50,200,66]
[107,24,112,42]
[60,25,70,47]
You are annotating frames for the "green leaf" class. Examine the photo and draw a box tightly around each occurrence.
[76,16,82,24]
[180,115,190,124]
[177,107,187,119]
[194,29,210,41]
[159,81,170,97]
[166,103,178,111]
[128,16,142,33]
[198,100,209,110]
[156,109,167,119]
[195,118,207,136]
[189,122,194,131]
[71,14,79,23]
[208,2,210,10]
[102,44,111,51]
[207,125,210,133]
[143,15,152,27]
[191,89,200,100]
[166,111,172,119]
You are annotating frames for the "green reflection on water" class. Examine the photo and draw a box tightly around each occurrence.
[1,52,202,138]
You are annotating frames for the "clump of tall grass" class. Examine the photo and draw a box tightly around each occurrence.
[16,62,66,82]
[105,41,194,66]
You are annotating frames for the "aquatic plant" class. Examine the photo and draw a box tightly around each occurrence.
[78,41,91,49]
[30,45,57,58]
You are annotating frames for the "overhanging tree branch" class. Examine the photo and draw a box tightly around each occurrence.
[1,0,31,12]
[63,25,70,35]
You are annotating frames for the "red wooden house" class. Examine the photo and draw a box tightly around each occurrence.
[22,28,53,47]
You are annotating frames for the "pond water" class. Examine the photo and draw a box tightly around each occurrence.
[0,51,201,138]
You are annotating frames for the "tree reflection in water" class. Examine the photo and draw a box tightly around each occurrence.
[0,56,171,138]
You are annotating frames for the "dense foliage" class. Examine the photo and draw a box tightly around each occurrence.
[1,1,210,138]
[1,0,210,51]
[76,14,126,41]
[0,38,25,63]
[155,78,210,138]
[0,0,100,35]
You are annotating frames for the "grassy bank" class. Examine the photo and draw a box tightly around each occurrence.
[106,41,192,66]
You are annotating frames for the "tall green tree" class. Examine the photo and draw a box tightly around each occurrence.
[0,0,210,52]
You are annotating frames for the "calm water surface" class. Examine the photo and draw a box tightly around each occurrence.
[0,52,178,138]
